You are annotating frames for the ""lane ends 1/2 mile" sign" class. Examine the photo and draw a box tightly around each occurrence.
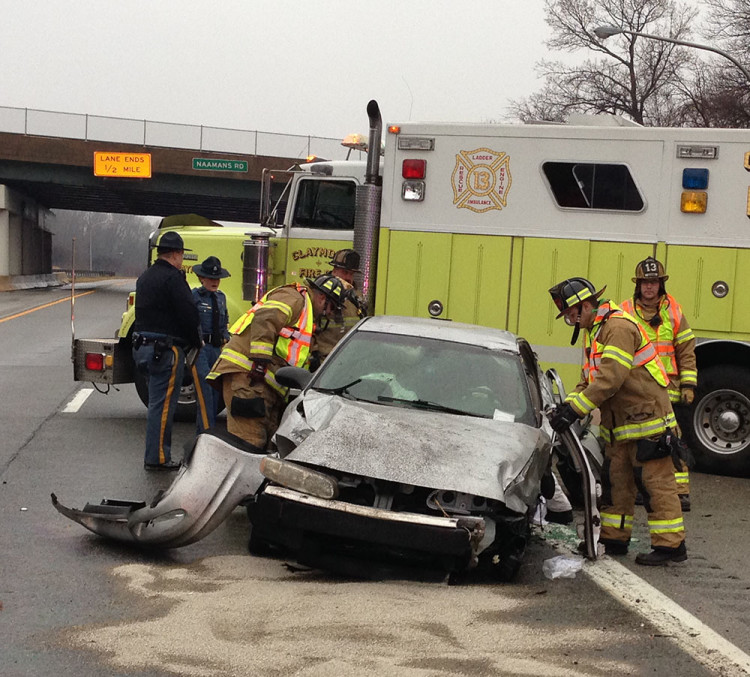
[93,152,152,178]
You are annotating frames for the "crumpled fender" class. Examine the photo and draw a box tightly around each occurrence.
[51,431,266,548]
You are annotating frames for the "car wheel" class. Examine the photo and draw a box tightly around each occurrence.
[133,363,198,423]
[679,364,750,475]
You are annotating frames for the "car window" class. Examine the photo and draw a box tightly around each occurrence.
[314,330,534,424]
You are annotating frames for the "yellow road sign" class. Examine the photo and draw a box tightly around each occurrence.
[93,152,152,178]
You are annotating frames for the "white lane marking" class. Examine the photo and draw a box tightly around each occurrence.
[588,557,750,675]
[62,388,94,413]
[542,526,750,675]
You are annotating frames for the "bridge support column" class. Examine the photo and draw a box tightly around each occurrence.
[0,185,55,290]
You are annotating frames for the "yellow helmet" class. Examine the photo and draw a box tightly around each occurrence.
[632,257,668,282]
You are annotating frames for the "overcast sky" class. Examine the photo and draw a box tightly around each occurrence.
[2,1,553,141]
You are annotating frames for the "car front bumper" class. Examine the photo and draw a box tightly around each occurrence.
[253,485,486,576]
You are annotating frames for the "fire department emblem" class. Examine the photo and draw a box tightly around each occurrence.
[452,148,512,213]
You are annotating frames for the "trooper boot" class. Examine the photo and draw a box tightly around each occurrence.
[679,494,691,512]
[635,541,687,566]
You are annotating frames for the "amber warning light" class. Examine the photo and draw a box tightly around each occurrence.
[94,152,152,178]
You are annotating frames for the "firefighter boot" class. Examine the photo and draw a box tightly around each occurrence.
[635,542,687,566]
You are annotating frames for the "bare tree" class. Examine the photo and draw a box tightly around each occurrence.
[685,0,750,126]
[508,0,699,125]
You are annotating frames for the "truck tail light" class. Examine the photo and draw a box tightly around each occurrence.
[402,159,426,179]
[85,353,107,372]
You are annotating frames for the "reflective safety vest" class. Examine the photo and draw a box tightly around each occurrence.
[620,294,697,402]
[583,302,669,388]
[208,284,314,395]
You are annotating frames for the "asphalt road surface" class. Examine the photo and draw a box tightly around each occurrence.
[1,281,749,676]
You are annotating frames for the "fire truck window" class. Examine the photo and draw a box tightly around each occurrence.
[292,179,356,229]
[542,162,644,211]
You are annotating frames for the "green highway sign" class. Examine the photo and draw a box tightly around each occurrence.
[192,158,248,172]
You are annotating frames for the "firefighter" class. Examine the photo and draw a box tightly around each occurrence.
[191,256,231,433]
[206,274,345,449]
[132,231,202,470]
[621,257,697,511]
[548,277,686,566]
[310,249,366,370]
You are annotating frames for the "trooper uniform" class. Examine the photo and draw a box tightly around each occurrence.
[311,249,366,369]
[133,231,202,470]
[548,277,686,566]
[206,275,344,449]
[621,257,697,509]
[191,256,231,433]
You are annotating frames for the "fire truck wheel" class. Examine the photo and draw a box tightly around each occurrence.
[133,363,198,422]
[679,364,750,475]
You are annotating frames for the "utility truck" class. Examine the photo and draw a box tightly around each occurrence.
[75,101,750,474]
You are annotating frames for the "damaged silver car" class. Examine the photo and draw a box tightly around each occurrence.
[250,315,599,581]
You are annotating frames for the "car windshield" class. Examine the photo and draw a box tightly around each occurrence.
[312,330,534,424]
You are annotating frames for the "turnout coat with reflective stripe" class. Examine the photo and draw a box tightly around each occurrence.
[207,283,313,394]
[620,294,697,403]
[566,301,676,443]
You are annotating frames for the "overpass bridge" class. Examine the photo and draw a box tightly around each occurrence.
[0,105,355,287]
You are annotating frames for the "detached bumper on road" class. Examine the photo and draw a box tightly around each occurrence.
[51,431,266,547]
[253,485,485,574]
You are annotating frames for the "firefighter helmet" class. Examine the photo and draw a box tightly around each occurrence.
[632,257,669,282]
[307,274,346,309]
[549,277,605,318]
[329,249,361,272]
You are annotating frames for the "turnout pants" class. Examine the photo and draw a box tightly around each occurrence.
[133,341,184,465]
[221,371,285,450]
[600,439,685,550]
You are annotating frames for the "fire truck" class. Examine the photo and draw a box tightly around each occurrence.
[75,101,750,474]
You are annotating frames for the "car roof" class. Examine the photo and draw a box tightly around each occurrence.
[355,315,521,353]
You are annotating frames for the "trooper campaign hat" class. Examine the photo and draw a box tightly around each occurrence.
[193,256,230,279]
[329,249,361,272]
[156,231,191,252]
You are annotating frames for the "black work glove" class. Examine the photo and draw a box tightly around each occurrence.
[549,403,579,433]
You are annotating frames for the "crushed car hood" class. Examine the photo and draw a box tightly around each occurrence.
[276,392,551,512]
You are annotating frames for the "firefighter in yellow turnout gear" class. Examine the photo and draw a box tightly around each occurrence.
[621,257,697,511]
[207,275,345,449]
[548,277,687,566]
[311,249,367,370]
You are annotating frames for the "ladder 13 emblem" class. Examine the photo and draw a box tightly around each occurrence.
[451,148,512,213]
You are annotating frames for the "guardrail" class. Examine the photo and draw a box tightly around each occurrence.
[0,105,358,161]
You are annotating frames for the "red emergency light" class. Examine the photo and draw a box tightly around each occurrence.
[85,352,106,372]
[402,159,426,179]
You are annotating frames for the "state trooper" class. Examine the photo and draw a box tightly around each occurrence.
[548,277,686,566]
[132,231,202,470]
[621,257,697,511]
[207,274,345,449]
[310,249,366,370]
[191,255,231,433]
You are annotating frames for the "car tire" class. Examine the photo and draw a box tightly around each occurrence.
[679,364,750,475]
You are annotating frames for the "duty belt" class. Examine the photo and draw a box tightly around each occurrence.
[133,333,174,349]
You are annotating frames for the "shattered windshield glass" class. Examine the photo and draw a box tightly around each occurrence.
[312,331,534,424]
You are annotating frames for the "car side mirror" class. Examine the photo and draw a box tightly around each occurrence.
[275,366,313,390]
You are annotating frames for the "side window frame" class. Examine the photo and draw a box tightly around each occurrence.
[541,161,645,212]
